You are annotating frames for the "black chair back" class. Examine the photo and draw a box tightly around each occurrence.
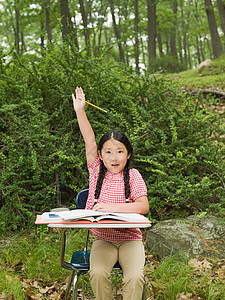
[75,189,89,209]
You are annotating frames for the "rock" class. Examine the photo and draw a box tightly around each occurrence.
[146,214,225,259]
[197,59,212,72]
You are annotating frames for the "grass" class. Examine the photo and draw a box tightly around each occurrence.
[0,271,25,300]
[171,71,225,90]
[0,228,89,299]
[1,230,225,299]
[144,254,225,299]
[170,54,225,91]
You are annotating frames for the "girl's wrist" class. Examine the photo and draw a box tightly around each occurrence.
[75,107,85,114]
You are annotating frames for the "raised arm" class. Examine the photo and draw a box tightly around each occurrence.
[72,87,97,166]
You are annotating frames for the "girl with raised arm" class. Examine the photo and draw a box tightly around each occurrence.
[72,87,149,300]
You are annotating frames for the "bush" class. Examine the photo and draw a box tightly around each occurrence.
[0,44,224,233]
[148,55,186,74]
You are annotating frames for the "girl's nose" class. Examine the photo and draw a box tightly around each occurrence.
[111,153,117,160]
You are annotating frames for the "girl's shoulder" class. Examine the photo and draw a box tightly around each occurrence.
[88,156,100,173]
[129,167,145,181]
[129,168,147,193]
[129,167,142,176]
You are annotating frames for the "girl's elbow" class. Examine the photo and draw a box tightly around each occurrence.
[139,202,149,215]
[136,196,149,214]
[143,197,149,214]
[142,205,149,215]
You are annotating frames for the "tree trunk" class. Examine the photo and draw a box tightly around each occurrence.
[187,41,192,69]
[40,20,45,50]
[78,0,90,55]
[134,0,139,74]
[181,0,190,69]
[60,0,70,37]
[15,0,20,54]
[97,1,107,54]
[60,0,79,49]
[122,0,129,65]
[21,31,26,53]
[147,0,156,63]
[170,1,178,58]
[108,0,125,62]
[200,38,205,61]
[196,37,201,64]
[178,35,183,63]
[217,0,225,40]
[46,0,52,44]
[183,35,187,68]
[204,0,223,58]
[140,37,147,69]
[166,38,169,55]
[194,0,202,63]
[157,33,163,57]
[55,170,61,207]
[206,37,213,59]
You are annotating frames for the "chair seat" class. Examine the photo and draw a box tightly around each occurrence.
[70,250,121,270]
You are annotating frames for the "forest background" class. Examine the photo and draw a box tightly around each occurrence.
[0,0,225,299]
[1,0,225,232]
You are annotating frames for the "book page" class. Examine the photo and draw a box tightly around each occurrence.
[56,209,106,220]
[95,213,150,222]
[39,209,150,223]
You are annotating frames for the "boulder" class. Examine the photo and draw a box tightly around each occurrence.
[146,214,225,259]
[197,59,212,72]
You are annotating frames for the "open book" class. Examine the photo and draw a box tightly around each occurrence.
[35,209,151,224]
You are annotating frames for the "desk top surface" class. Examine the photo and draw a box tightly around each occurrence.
[48,219,151,229]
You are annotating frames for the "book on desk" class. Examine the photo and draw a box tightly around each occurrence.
[35,209,151,225]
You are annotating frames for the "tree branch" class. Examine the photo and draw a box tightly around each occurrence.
[201,89,225,98]
[189,89,225,99]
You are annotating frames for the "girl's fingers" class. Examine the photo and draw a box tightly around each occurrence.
[75,87,84,100]
[75,87,79,99]
[72,92,81,102]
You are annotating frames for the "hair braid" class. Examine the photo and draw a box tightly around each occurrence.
[94,160,107,199]
[124,159,131,200]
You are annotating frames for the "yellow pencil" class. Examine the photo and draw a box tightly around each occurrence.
[74,94,107,113]
[85,101,107,113]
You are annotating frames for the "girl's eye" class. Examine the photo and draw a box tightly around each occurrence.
[118,150,124,153]
[106,151,111,154]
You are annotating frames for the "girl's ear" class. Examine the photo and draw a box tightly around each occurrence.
[127,153,131,159]
[98,150,102,160]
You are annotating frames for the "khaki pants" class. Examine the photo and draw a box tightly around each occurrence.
[89,238,145,300]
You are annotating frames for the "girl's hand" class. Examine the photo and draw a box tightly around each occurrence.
[92,203,116,212]
[92,196,149,214]
[72,87,85,112]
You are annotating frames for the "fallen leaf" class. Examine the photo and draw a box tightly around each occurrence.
[176,292,193,299]
[0,292,7,300]
[29,293,43,300]
[188,258,212,271]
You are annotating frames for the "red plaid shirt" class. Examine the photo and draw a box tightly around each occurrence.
[85,156,148,242]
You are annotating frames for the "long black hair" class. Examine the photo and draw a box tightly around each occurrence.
[94,130,133,200]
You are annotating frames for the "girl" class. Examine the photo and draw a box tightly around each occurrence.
[72,87,149,300]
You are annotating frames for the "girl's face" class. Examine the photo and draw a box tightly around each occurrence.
[99,138,130,174]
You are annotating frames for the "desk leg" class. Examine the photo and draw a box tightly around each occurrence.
[65,270,75,300]
[60,229,72,270]
[73,271,86,300]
